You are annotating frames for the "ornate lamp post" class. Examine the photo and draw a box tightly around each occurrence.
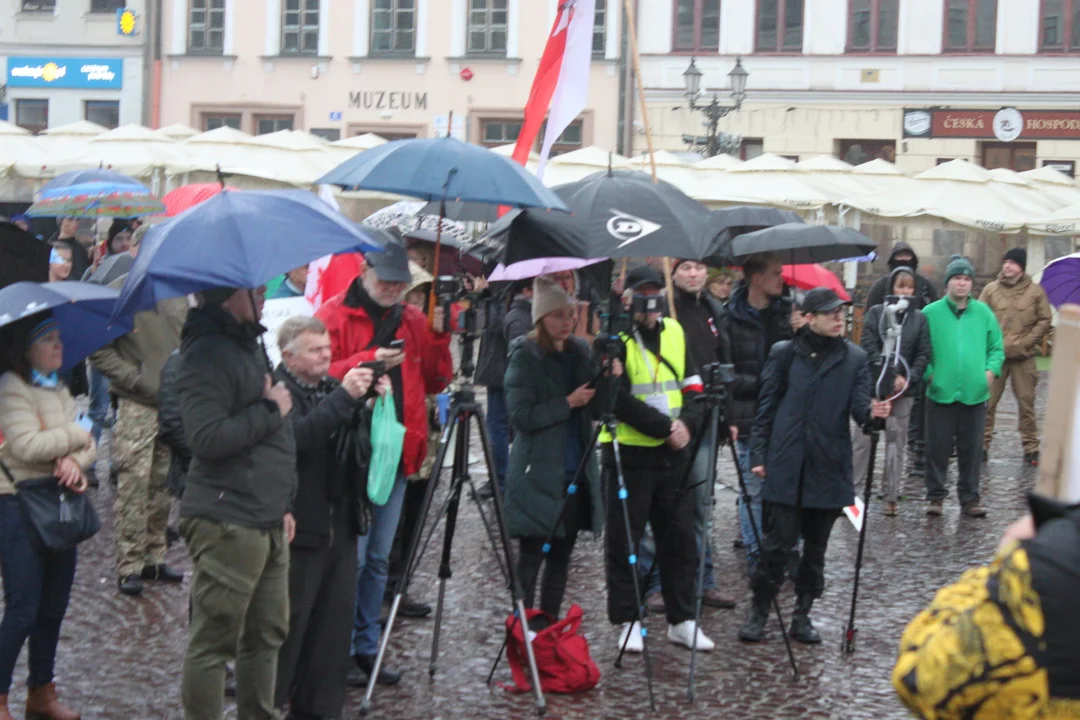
[681,57,748,157]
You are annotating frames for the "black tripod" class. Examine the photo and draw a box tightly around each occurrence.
[843,418,881,654]
[359,321,546,716]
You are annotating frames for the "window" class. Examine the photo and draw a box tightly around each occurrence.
[756,0,804,52]
[371,0,416,54]
[256,115,295,135]
[467,0,508,55]
[20,0,55,11]
[189,0,226,53]
[90,0,125,12]
[309,128,341,141]
[593,0,606,55]
[1040,0,1080,51]
[480,120,520,147]
[839,139,896,164]
[673,0,720,52]
[848,0,898,52]
[15,99,48,135]
[282,0,319,55]
[982,142,1037,172]
[943,0,997,52]
[85,101,119,130]
[203,113,241,130]
[741,137,764,160]
[548,121,583,156]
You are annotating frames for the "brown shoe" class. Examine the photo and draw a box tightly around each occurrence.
[25,683,79,720]
[884,501,898,517]
[962,502,988,518]
[926,500,944,516]
[702,588,736,609]
[645,592,666,615]
[0,694,13,720]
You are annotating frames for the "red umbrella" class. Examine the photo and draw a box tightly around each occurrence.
[782,263,850,301]
[161,183,239,217]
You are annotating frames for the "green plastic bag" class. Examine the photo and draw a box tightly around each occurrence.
[368,394,406,505]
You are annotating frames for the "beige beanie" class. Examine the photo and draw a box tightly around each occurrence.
[531,277,575,324]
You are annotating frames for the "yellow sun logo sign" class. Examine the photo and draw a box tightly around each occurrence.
[41,63,60,82]
[118,9,137,36]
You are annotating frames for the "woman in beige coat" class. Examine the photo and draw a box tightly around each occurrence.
[0,313,94,720]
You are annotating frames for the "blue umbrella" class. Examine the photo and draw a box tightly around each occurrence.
[0,282,133,372]
[40,169,148,195]
[318,136,569,211]
[114,189,384,318]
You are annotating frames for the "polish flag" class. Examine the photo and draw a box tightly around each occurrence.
[511,0,596,180]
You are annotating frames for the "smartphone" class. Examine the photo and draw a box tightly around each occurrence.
[387,339,405,351]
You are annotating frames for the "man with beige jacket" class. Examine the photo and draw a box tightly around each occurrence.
[979,248,1052,467]
[90,226,189,596]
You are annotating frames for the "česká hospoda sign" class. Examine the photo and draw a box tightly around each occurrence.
[6,57,123,89]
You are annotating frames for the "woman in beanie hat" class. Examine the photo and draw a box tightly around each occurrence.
[502,278,619,630]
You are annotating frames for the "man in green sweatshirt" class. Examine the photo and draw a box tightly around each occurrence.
[922,255,1004,518]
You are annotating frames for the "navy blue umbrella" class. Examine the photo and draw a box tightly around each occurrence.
[0,282,133,372]
[318,136,569,211]
[40,169,148,195]
[114,189,384,317]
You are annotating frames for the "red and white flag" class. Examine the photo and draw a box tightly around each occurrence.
[511,0,596,180]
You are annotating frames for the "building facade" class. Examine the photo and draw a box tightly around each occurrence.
[156,0,621,150]
[0,0,147,132]
[635,0,1080,176]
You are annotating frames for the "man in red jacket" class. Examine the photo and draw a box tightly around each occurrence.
[315,241,452,686]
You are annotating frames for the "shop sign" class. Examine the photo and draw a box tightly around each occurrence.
[904,107,1080,141]
[6,57,123,89]
[347,91,428,111]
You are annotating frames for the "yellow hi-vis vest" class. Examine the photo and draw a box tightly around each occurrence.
[600,319,688,448]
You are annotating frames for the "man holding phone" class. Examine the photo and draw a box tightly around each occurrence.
[315,241,453,686]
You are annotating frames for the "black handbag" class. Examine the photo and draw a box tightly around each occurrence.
[0,462,101,553]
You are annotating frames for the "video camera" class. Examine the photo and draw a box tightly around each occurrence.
[433,273,488,337]
[630,292,668,317]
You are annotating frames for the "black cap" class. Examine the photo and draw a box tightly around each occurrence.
[626,266,665,290]
[801,287,851,314]
[364,242,411,284]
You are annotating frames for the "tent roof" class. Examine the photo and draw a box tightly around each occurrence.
[728,153,799,173]
[40,120,108,136]
[694,154,743,170]
[796,155,855,173]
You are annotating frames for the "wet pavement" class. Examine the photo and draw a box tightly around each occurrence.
[4,380,1044,719]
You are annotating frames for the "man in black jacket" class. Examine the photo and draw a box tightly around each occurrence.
[273,316,386,718]
[176,285,296,720]
[716,252,793,571]
[740,288,889,645]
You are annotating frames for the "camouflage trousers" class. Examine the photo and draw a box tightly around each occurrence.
[113,398,172,578]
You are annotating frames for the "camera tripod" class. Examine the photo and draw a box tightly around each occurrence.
[359,329,546,716]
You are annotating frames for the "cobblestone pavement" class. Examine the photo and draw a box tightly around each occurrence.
[4,381,1044,719]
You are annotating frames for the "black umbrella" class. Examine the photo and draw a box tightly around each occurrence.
[84,252,135,285]
[0,223,50,289]
[712,206,804,238]
[477,209,594,264]
[728,224,877,264]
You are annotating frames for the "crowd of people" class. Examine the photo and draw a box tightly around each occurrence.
[0,212,1068,720]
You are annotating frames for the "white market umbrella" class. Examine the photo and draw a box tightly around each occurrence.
[542,146,631,186]
[154,124,200,140]
[690,153,830,210]
[627,150,701,191]
[331,133,387,152]
[1019,166,1080,207]
[795,155,880,203]
[17,124,197,178]
[694,153,743,171]
[988,168,1065,214]
[1026,203,1080,236]
[40,121,108,137]
[182,126,298,185]
[248,130,342,184]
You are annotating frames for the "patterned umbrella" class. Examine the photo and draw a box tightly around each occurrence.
[161,182,239,217]
[27,181,164,218]
[362,200,470,244]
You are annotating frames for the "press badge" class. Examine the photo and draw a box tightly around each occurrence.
[643,393,670,417]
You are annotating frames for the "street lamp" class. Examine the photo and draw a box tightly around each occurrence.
[681,57,748,157]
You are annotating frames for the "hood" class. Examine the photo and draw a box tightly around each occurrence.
[180,304,264,352]
[885,265,917,296]
[406,261,434,297]
[888,242,919,272]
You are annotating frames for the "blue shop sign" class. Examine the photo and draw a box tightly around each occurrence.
[6,57,123,89]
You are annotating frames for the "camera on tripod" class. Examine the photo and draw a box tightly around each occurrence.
[630,292,667,316]
[433,274,488,337]
[702,362,736,391]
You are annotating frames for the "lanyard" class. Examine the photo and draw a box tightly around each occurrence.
[631,327,663,393]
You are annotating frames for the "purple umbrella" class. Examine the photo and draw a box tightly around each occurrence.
[488,257,606,282]
[1039,252,1080,307]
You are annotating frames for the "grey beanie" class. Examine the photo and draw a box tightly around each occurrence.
[531,277,575,324]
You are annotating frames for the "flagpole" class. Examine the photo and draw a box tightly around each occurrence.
[621,0,677,320]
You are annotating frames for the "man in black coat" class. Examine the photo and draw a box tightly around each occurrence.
[740,288,890,645]
[715,252,793,570]
[272,316,386,718]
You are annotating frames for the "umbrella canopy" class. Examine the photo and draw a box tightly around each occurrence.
[712,205,804,239]
[85,253,135,286]
[114,189,384,317]
[782,263,850,300]
[161,182,239,217]
[728,223,878,264]
[795,155,876,202]
[988,168,1064,214]
[0,281,133,372]
[0,223,50,289]
[362,200,471,244]
[30,124,198,177]
[154,124,200,140]
[40,168,148,194]
[475,208,594,265]
[40,121,108,137]
[694,154,743,171]
[331,133,388,151]
[541,146,632,187]
[1027,202,1080,236]
[691,153,832,210]
[627,150,702,191]
[28,181,165,218]
[318,136,569,211]
[489,257,606,282]
[1038,253,1080,307]
[1019,166,1080,207]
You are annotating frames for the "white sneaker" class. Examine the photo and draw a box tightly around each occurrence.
[617,621,644,653]
[668,620,715,651]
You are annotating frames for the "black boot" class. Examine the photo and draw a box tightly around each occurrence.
[738,596,770,642]
[353,653,402,686]
[790,594,821,644]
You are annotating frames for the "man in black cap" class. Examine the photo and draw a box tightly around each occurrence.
[740,287,890,645]
[315,239,453,686]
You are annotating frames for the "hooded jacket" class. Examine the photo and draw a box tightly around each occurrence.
[673,286,730,373]
[978,272,1053,361]
[176,304,296,529]
[865,243,940,310]
[860,268,932,397]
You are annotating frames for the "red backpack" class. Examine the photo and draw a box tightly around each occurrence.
[503,604,601,694]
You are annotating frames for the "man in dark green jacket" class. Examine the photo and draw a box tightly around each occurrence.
[922,256,1004,519]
